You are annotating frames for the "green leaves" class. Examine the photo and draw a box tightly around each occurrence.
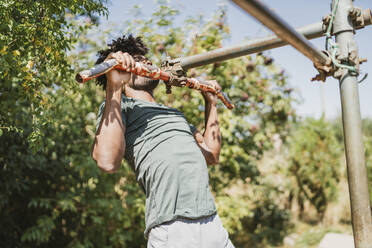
[21,215,56,244]
[0,1,111,247]
[287,118,342,220]
[0,0,108,151]
[0,1,297,247]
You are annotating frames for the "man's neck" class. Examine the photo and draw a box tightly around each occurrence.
[123,85,156,103]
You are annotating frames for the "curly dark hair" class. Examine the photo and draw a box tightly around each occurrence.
[95,34,149,89]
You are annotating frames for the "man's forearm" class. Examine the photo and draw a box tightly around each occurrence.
[92,87,125,172]
[203,101,221,162]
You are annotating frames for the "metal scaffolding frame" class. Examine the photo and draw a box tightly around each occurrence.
[228,1,372,247]
[175,0,372,247]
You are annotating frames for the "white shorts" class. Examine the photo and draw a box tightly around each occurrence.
[147,214,235,248]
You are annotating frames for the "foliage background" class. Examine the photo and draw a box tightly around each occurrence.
[0,1,371,247]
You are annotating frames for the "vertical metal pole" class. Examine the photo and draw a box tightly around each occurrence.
[333,0,372,247]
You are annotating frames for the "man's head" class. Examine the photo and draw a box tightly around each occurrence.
[95,35,159,93]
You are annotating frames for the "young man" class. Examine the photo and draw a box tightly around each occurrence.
[92,35,234,248]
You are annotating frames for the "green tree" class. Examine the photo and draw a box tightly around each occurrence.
[1,1,296,247]
[287,118,342,220]
[0,0,107,145]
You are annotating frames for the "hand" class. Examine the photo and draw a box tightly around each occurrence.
[202,80,221,106]
[105,51,136,90]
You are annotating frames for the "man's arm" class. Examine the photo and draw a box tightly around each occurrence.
[193,80,222,165]
[92,52,135,173]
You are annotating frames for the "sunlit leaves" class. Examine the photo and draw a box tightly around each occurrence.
[0,0,108,140]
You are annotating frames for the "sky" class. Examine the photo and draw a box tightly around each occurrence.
[100,0,372,119]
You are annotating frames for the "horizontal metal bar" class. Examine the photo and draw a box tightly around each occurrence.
[231,0,329,65]
[171,22,324,70]
[170,8,371,70]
